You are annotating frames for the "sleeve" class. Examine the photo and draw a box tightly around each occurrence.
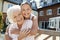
[5,24,10,35]
[5,24,12,40]
[5,24,15,37]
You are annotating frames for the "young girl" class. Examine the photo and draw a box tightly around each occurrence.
[20,2,38,40]
[21,2,38,35]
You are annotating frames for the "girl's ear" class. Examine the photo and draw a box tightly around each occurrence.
[30,9,32,13]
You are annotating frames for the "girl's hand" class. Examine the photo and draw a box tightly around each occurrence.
[18,29,31,40]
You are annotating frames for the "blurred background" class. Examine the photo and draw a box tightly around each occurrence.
[0,0,60,40]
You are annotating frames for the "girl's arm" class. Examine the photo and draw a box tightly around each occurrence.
[29,17,38,35]
[18,30,31,40]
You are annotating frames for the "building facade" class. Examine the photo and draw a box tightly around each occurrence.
[38,0,60,30]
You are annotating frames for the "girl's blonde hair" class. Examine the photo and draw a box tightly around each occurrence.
[21,2,32,8]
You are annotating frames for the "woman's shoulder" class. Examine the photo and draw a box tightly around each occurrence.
[7,23,18,30]
[5,23,17,35]
[6,24,12,29]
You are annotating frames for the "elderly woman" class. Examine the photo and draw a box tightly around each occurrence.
[5,5,38,40]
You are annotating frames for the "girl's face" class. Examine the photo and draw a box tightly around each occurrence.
[21,4,32,19]
[12,11,24,25]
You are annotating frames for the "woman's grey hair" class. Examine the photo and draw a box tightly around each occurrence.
[7,5,21,23]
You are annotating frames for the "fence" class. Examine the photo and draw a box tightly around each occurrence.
[36,29,60,40]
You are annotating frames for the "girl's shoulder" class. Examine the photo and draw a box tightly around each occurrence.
[30,14,37,20]
[21,20,33,31]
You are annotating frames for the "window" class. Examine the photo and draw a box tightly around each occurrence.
[47,9,52,15]
[40,0,44,6]
[44,0,47,6]
[40,2,44,7]
[39,21,49,29]
[40,0,44,2]
[39,11,44,16]
[39,21,45,29]
[8,4,13,8]
[39,21,42,28]
[44,1,47,6]
[31,1,37,10]
[49,21,54,28]
[52,0,57,3]
[8,0,22,4]
[58,0,60,2]
[47,0,52,5]
[57,7,60,15]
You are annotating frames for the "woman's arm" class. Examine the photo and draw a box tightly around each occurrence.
[5,34,12,40]
[5,27,12,40]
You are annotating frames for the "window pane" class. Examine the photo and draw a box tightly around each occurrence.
[47,9,52,15]
[59,9,60,13]
[57,7,60,15]
[39,11,44,16]
[58,0,60,2]
[47,0,52,5]
[39,21,42,28]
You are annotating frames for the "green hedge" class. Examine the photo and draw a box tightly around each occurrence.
[0,12,3,31]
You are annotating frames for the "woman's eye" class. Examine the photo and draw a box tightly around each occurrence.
[22,9,25,11]
[18,14,21,16]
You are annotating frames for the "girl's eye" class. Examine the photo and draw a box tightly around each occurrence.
[22,9,25,11]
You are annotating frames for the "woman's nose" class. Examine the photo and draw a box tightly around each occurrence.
[16,16,20,20]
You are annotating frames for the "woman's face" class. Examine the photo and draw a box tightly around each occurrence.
[21,4,32,19]
[12,11,24,25]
